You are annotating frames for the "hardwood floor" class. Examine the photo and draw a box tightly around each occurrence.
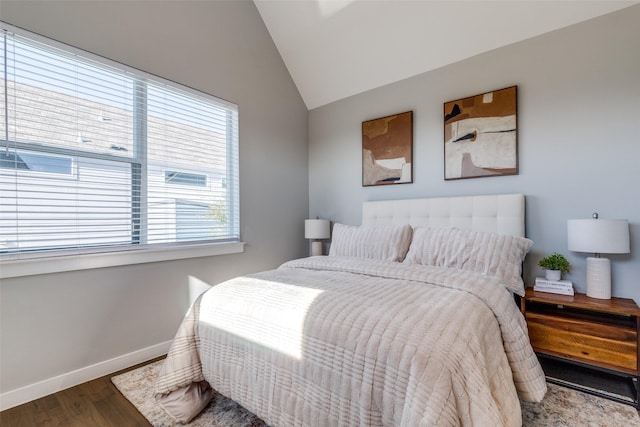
[0,357,163,427]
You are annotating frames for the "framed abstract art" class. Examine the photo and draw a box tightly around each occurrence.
[362,111,413,186]
[443,86,518,180]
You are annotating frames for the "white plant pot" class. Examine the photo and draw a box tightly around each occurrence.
[545,269,562,281]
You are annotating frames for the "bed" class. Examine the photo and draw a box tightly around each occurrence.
[154,193,547,426]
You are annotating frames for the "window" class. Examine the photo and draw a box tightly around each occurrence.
[165,171,207,187]
[0,150,74,174]
[0,24,240,259]
[175,201,219,241]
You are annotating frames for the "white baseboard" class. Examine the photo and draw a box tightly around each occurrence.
[0,340,172,411]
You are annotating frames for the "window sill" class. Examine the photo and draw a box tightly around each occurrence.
[0,242,245,279]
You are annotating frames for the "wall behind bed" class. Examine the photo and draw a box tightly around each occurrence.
[308,5,640,303]
[0,1,308,408]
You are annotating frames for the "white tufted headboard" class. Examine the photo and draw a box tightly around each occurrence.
[362,194,525,237]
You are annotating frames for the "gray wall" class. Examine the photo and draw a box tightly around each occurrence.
[0,1,308,395]
[309,6,640,302]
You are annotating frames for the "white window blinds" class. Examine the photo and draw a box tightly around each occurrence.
[0,25,240,259]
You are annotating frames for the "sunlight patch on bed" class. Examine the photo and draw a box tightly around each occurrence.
[198,278,324,359]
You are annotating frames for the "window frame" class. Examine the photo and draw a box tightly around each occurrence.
[0,23,243,278]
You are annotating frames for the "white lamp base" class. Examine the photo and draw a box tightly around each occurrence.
[310,241,323,257]
[585,257,611,299]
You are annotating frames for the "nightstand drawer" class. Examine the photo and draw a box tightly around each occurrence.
[526,311,637,372]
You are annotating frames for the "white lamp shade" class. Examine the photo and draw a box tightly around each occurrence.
[567,219,630,254]
[305,219,330,239]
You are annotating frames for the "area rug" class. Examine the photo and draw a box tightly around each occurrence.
[112,360,640,426]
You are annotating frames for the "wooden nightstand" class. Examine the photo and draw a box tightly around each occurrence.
[521,288,640,407]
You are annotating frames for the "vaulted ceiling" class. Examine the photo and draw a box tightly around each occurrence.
[254,0,637,109]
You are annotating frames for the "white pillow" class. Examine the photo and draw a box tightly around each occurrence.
[328,223,413,262]
[403,227,533,296]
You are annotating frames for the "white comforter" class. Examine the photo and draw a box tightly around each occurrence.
[155,257,547,426]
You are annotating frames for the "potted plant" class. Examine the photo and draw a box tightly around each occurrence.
[538,252,570,281]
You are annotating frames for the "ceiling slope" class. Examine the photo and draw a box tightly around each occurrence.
[254,0,637,109]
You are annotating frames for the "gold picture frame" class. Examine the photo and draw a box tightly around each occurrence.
[444,86,518,180]
[362,111,413,186]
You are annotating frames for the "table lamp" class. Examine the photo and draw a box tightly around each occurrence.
[567,213,630,299]
[305,219,330,256]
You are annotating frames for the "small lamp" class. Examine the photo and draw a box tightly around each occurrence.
[305,219,330,256]
[567,213,630,299]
